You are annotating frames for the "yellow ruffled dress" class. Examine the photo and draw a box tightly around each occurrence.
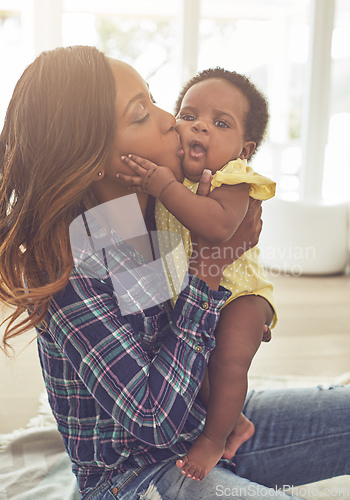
[155,159,277,327]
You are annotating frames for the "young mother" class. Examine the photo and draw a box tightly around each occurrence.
[0,46,348,500]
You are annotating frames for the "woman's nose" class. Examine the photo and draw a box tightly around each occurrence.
[159,108,176,132]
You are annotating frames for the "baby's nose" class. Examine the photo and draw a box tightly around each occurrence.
[193,120,208,133]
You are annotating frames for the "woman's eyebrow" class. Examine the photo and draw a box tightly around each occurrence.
[122,92,147,117]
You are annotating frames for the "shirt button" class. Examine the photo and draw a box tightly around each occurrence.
[201,301,209,310]
[194,345,203,353]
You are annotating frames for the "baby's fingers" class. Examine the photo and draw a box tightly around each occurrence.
[120,156,146,177]
[121,154,158,172]
[116,172,143,188]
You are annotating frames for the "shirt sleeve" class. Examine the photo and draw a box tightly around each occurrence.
[47,268,230,448]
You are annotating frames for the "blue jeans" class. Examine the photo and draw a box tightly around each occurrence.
[82,385,350,499]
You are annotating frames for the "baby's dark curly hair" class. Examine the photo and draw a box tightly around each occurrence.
[174,67,269,158]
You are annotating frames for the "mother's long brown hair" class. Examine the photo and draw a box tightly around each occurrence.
[0,46,116,353]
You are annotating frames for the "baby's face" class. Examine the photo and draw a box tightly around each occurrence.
[175,78,253,182]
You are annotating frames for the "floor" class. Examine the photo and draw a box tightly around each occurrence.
[1,272,350,434]
[250,271,350,378]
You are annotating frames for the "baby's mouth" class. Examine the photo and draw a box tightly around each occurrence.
[189,141,206,159]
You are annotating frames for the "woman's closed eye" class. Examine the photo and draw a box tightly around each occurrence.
[133,103,150,124]
[135,112,149,124]
[134,95,159,123]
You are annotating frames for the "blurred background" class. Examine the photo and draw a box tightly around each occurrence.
[1,0,350,273]
[0,0,350,433]
[1,0,349,201]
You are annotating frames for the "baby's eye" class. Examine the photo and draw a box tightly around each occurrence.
[214,120,229,128]
[180,114,195,121]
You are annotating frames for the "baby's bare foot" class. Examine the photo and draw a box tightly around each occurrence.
[222,413,255,460]
[176,433,225,481]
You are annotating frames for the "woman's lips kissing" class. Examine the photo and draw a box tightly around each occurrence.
[177,136,184,158]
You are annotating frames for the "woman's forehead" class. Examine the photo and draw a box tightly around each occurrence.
[109,60,144,87]
[109,61,150,121]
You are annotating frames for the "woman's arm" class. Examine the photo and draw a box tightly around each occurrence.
[47,263,230,448]
[119,154,250,244]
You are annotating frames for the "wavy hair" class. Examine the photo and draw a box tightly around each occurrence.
[0,46,116,353]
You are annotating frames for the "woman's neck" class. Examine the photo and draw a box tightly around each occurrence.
[136,192,149,218]
[93,180,149,218]
[92,183,154,262]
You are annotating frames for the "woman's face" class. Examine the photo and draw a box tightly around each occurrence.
[103,61,183,192]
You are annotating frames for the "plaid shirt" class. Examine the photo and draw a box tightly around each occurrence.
[37,239,230,494]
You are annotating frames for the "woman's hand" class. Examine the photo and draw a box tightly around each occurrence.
[190,171,263,290]
[262,323,272,342]
[226,197,263,259]
[118,154,177,199]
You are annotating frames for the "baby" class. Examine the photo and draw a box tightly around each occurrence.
[119,68,276,481]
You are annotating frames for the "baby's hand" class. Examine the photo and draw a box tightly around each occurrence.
[118,154,177,199]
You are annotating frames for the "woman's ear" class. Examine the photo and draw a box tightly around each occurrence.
[94,171,105,181]
[239,141,256,160]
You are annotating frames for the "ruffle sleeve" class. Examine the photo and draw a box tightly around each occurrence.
[211,158,276,201]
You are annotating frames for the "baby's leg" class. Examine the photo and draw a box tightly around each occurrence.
[177,296,268,481]
[223,411,255,460]
[196,369,254,459]
[177,412,255,481]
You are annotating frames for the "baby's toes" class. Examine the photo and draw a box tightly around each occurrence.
[180,459,191,476]
[176,455,188,471]
[191,465,204,481]
[185,463,198,479]
[197,469,205,481]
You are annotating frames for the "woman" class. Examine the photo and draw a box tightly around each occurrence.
[0,46,349,500]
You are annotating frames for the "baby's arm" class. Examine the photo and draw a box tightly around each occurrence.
[120,154,249,244]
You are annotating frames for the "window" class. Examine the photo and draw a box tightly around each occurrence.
[1,0,348,203]
[323,0,350,201]
[198,0,311,198]
[0,0,32,126]
[62,0,182,113]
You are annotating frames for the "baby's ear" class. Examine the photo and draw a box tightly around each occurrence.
[240,141,256,159]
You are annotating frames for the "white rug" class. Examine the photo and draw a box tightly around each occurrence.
[0,375,349,500]
[0,393,79,500]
